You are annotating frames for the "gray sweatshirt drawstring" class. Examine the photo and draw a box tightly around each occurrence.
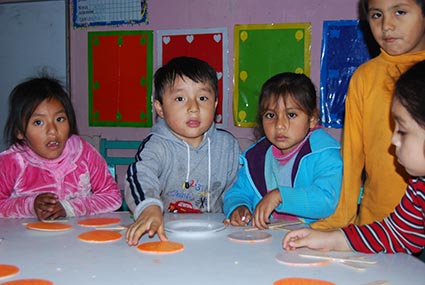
[183,137,211,212]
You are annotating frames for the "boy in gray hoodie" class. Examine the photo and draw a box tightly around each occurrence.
[125,57,240,245]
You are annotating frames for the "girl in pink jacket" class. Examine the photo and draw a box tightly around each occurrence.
[0,76,121,220]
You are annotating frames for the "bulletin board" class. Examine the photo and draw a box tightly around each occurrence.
[88,30,153,127]
[157,28,228,126]
[320,20,379,128]
[72,0,148,28]
[0,1,66,151]
[233,23,311,127]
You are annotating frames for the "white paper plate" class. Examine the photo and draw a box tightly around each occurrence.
[227,231,272,243]
[165,219,225,238]
[275,249,331,267]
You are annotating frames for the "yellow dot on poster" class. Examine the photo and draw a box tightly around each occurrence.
[239,71,248,82]
[295,30,304,41]
[295,67,304,74]
[238,110,247,122]
[240,31,248,42]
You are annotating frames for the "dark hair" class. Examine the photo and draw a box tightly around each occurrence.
[154,56,218,104]
[4,76,78,147]
[393,60,425,128]
[254,72,318,138]
[361,0,425,17]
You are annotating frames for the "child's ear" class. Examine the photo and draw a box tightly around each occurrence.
[16,131,24,140]
[153,100,165,118]
[309,112,319,129]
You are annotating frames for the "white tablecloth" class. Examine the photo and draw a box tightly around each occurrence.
[0,212,424,285]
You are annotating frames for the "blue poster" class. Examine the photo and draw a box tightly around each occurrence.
[320,20,379,128]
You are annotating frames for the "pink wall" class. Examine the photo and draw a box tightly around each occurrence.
[69,0,361,142]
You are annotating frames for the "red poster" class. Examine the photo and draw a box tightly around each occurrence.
[88,30,153,127]
[158,28,228,126]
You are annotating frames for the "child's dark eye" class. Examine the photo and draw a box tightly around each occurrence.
[199,96,209,102]
[264,113,275,119]
[370,12,382,19]
[33,120,43,126]
[395,10,407,16]
[57,117,66,123]
[175,97,185,102]
[287,113,297,119]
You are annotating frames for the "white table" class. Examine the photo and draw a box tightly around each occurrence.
[0,212,424,285]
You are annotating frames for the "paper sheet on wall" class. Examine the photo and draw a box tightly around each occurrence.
[233,23,311,128]
[157,28,228,126]
[72,0,148,28]
[320,20,379,128]
[88,30,153,127]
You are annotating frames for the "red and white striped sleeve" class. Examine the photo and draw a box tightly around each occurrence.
[342,177,425,254]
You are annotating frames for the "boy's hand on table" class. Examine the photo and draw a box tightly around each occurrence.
[126,205,168,246]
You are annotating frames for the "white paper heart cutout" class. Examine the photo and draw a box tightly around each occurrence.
[163,36,170,45]
[215,114,222,123]
[186,35,194,43]
[213,34,221,43]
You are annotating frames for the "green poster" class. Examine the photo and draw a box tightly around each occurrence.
[233,23,311,127]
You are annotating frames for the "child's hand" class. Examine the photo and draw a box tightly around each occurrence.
[282,228,350,252]
[229,206,252,226]
[253,189,282,229]
[34,193,66,221]
[126,205,168,246]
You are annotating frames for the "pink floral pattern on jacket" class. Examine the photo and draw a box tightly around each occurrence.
[0,135,121,218]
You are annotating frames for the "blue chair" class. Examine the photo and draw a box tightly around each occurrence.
[99,138,140,211]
